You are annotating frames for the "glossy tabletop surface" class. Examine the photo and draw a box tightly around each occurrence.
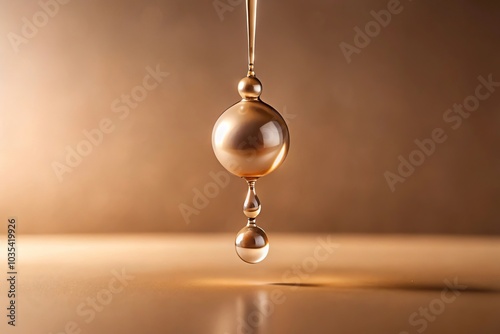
[5,234,500,334]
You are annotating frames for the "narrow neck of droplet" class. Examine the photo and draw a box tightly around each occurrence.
[246,0,257,77]
[247,218,257,226]
[244,176,259,183]
[247,65,255,77]
[246,179,256,190]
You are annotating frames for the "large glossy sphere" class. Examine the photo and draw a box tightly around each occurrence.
[212,100,289,178]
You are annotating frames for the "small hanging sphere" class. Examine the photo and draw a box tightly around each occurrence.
[235,223,269,264]
[212,76,289,178]
[238,76,262,99]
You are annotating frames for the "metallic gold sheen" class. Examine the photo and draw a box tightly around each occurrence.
[246,0,257,76]
[212,0,289,264]
[238,76,262,99]
[212,95,289,178]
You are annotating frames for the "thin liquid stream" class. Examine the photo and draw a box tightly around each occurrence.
[246,0,257,77]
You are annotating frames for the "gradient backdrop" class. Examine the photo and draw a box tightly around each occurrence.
[0,0,499,234]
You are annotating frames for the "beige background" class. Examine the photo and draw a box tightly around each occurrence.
[0,0,498,234]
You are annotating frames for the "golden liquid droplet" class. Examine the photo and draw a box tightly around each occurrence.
[243,179,261,218]
[212,0,288,263]
[212,82,289,178]
[235,222,269,264]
